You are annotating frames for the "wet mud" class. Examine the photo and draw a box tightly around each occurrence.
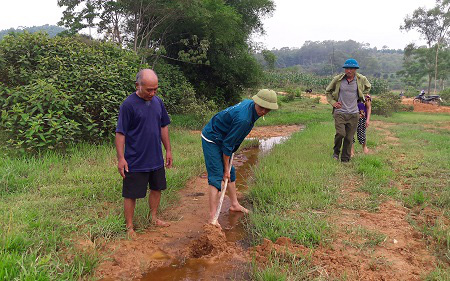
[95,125,301,280]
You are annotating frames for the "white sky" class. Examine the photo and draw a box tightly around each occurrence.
[0,0,437,50]
[255,0,437,50]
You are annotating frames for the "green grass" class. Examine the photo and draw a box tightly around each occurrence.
[250,251,311,281]
[248,122,337,247]
[0,128,204,280]
[251,108,449,277]
[372,111,450,124]
[256,98,331,126]
[371,112,450,267]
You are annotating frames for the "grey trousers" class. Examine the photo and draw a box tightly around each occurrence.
[333,112,359,161]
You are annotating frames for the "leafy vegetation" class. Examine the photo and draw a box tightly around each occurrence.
[371,92,413,117]
[0,32,205,151]
[262,69,389,95]
[58,0,275,106]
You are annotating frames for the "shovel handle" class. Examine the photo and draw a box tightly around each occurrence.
[211,153,234,225]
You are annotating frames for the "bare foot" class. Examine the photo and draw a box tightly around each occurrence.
[153,219,170,227]
[126,227,137,239]
[229,205,250,214]
[363,147,370,154]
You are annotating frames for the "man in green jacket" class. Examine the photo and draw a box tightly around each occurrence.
[325,59,371,162]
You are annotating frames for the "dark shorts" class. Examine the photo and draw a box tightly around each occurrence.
[201,138,236,191]
[122,167,167,199]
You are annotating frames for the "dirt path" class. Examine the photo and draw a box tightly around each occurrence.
[94,120,440,280]
[253,120,438,280]
[94,125,301,280]
[318,120,437,280]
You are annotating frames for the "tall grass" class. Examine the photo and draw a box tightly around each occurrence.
[0,128,204,280]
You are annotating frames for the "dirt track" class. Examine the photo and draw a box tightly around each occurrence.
[92,101,447,280]
[95,125,301,280]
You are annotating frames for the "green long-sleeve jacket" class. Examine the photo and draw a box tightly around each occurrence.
[325,72,371,105]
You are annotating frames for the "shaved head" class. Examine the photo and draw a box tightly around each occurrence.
[135,69,159,101]
[136,69,158,85]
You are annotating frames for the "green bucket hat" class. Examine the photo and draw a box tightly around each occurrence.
[252,89,278,110]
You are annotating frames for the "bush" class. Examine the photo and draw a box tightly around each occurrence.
[371,92,403,117]
[0,32,142,150]
[368,77,389,95]
[154,62,205,114]
[1,80,81,151]
[439,88,450,106]
[0,32,204,151]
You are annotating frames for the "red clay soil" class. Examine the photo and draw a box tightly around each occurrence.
[94,125,298,280]
[93,122,440,280]
[247,125,303,138]
[402,98,450,113]
[94,175,249,280]
[253,120,438,280]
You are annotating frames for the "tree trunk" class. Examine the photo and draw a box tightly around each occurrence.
[434,42,440,94]
[428,74,432,94]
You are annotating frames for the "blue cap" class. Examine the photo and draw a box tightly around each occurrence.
[343,58,359,69]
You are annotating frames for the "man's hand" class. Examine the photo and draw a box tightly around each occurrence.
[333,102,342,109]
[223,170,231,182]
[165,151,173,168]
[118,158,128,178]
[366,120,370,128]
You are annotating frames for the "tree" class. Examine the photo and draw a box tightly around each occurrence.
[261,49,276,69]
[58,0,274,105]
[401,0,450,93]
[397,43,435,89]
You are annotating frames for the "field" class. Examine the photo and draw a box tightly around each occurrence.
[1,96,449,280]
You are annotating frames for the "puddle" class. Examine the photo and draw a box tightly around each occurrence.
[139,133,297,281]
[142,258,235,281]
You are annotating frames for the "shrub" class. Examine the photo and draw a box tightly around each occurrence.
[154,62,203,114]
[371,92,403,117]
[439,88,450,106]
[1,80,81,151]
[368,77,389,95]
[0,32,202,151]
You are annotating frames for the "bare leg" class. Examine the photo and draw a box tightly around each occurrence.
[208,185,220,225]
[350,143,355,157]
[362,142,369,154]
[227,181,249,213]
[124,198,136,236]
[149,190,170,227]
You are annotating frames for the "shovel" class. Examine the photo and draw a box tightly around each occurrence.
[211,153,234,226]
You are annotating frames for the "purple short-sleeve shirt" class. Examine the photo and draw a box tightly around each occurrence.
[116,93,170,172]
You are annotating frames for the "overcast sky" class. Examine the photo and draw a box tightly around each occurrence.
[0,0,437,50]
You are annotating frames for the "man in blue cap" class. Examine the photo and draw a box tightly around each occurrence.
[201,89,278,225]
[325,59,371,162]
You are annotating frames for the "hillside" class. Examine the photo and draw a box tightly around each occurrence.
[0,24,65,40]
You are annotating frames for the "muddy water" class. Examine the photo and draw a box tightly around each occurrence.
[140,136,293,281]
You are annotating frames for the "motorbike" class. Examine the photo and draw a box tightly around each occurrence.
[413,92,444,105]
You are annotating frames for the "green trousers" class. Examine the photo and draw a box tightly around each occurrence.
[333,112,359,161]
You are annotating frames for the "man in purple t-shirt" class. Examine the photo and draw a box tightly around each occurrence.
[115,69,173,237]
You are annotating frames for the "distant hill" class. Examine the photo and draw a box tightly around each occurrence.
[0,24,65,40]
